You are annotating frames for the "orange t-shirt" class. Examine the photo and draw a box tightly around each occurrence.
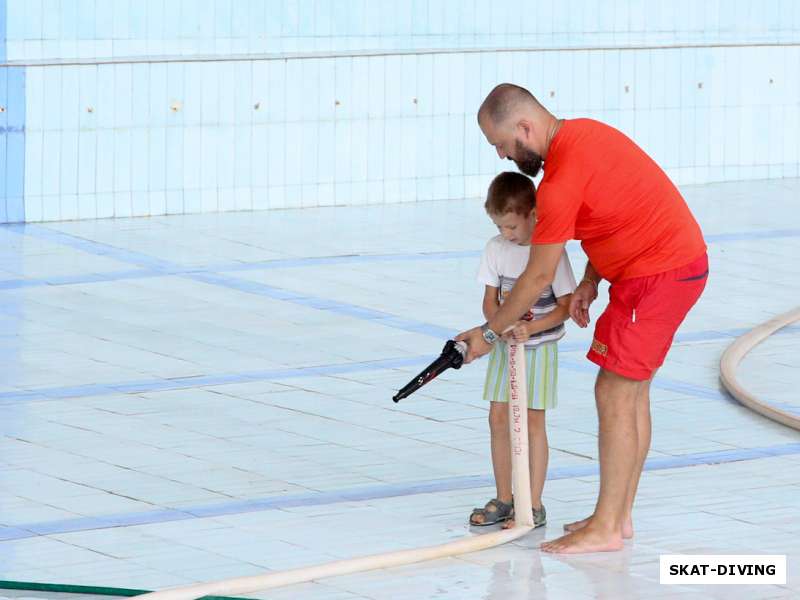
[532,119,706,282]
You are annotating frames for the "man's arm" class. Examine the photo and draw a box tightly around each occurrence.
[456,242,566,362]
[569,260,601,328]
[582,261,601,287]
[487,242,565,334]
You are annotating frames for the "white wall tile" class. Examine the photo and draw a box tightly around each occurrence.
[41,131,61,197]
[694,106,710,168]
[233,125,252,189]
[266,123,286,188]
[266,60,286,124]
[350,120,369,183]
[284,122,304,186]
[351,58,370,121]
[184,188,202,214]
[709,105,725,166]
[286,59,306,124]
[113,129,132,193]
[41,195,61,221]
[200,185,218,213]
[166,190,183,214]
[131,190,150,217]
[114,191,133,218]
[24,130,44,199]
[114,64,134,128]
[77,131,97,196]
[149,190,166,215]
[234,186,251,211]
[95,130,115,195]
[41,0,61,41]
[78,194,97,219]
[183,63,203,126]
[148,127,167,192]
[130,129,149,192]
[165,127,184,192]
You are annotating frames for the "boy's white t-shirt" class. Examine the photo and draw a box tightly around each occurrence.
[477,235,577,347]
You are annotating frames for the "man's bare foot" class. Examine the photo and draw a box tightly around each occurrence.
[563,514,634,539]
[541,525,624,554]
[563,515,592,532]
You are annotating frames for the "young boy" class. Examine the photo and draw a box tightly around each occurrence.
[469,171,576,529]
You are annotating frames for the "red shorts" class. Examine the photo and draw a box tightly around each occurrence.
[587,253,708,381]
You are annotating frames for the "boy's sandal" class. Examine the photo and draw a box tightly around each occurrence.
[507,504,547,528]
[469,498,513,526]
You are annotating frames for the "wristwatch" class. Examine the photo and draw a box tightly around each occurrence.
[481,322,500,345]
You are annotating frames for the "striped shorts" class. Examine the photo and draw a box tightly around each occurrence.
[483,341,558,410]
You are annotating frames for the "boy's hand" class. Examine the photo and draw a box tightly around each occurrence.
[502,320,532,343]
[569,280,598,328]
[455,327,492,364]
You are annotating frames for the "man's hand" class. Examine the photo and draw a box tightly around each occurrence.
[502,320,531,343]
[569,280,598,328]
[455,327,492,364]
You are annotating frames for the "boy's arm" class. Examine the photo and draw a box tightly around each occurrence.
[524,294,571,335]
[482,286,500,321]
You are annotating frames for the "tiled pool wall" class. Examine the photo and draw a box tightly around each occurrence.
[1,1,799,222]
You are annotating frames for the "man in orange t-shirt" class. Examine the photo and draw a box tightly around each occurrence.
[457,84,707,554]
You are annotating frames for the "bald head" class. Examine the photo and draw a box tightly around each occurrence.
[478,84,544,127]
[478,84,557,178]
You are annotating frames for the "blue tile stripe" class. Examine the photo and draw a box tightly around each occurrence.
[557,355,736,402]
[189,271,457,338]
[1,441,798,541]
[5,224,179,271]
[706,228,800,243]
[0,268,153,289]
[205,249,487,272]
[1,227,799,289]
[0,355,434,403]
[0,325,792,405]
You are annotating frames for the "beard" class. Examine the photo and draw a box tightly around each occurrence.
[512,140,543,177]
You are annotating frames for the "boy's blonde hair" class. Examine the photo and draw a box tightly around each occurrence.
[484,172,536,216]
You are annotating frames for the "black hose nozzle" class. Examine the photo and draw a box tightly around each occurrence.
[392,340,467,403]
